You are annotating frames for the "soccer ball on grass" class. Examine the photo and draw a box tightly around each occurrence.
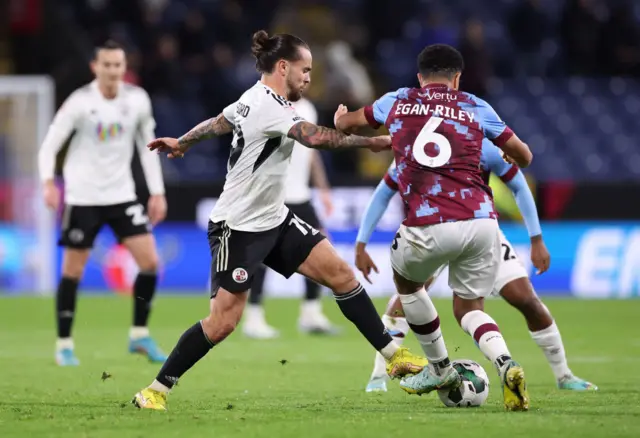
[437,359,489,407]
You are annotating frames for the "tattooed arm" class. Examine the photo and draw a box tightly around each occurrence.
[177,113,234,149]
[287,121,390,152]
[148,113,234,158]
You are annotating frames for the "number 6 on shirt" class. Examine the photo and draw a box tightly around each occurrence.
[412,116,452,168]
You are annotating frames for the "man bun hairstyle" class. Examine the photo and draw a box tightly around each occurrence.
[417,44,464,80]
[251,30,309,73]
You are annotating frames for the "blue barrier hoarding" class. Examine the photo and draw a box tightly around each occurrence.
[42,221,640,298]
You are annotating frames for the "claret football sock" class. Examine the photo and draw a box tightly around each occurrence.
[461,310,512,373]
[399,288,451,373]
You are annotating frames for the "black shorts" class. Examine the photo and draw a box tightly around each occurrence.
[59,201,151,249]
[286,201,321,229]
[208,209,326,296]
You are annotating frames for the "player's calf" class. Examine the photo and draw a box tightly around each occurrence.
[394,271,453,377]
[55,248,90,365]
[500,279,595,389]
[123,234,165,361]
[456,296,513,373]
[147,288,246,394]
[367,295,410,390]
[298,240,425,373]
[456,298,529,410]
[499,278,552,332]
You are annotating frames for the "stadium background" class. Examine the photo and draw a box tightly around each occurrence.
[1,0,639,299]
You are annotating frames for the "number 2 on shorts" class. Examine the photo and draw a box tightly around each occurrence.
[126,204,148,226]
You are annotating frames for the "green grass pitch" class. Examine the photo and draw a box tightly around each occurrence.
[0,296,639,437]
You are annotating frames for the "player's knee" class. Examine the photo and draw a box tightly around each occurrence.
[392,270,423,296]
[201,314,238,343]
[61,266,84,280]
[326,261,357,294]
[453,295,484,326]
[61,252,89,279]
[137,253,159,273]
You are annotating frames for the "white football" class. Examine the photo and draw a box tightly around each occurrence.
[437,360,490,407]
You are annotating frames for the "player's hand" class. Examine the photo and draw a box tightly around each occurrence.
[355,242,379,284]
[319,189,334,217]
[148,137,186,159]
[503,154,517,166]
[369,135,392,153]
[43,181,61,211]
[530,236,550,275]
[147,195,167,226]
[334,104,348,130]
[498,148,517,166]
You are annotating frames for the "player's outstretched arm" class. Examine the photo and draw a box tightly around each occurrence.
[504,171,550,274]
[334,105,370,134]
[178,113,234,149]
[287,121,390,152]
[148,113,234,158]
[355,178,397,283]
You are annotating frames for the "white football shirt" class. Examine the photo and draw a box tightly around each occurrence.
[209,81,305,232]
[38,80,164,206]
[284,98,318,205]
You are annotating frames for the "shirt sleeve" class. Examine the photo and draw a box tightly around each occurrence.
[483,140,518,182]
[363,88,408,128]
[222,101,237,126]
[505,170,542,238]
[135,89,165,196]
[473,96,514,148]
[260,97,305,137]
[38,92,80,182]
[383,161,400,190]
[356,179,398,244]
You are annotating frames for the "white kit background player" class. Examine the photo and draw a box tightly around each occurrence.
[38,41,168,366]
[244,97,339,339]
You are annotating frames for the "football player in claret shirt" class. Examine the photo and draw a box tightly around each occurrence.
[355,142,596,394]
[335,44,534,410]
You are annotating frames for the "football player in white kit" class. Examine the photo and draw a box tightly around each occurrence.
[244,97,339,338]
[38,41,168,366]
[132,30,427,411]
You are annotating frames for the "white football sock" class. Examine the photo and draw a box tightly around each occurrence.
[399,289,450,372]
[379,341,400,360]
[149,379,171,393]
[56,337,74,351]
[129,326,150,340]
[461,310,511,372]
[371,314,409,378]
[530,322,572,380]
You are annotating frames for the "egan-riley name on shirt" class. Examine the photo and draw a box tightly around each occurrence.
[394,104,474,123]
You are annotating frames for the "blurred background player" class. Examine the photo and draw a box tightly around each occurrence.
[336,44,534,410]
[244,97,340,339]
[38,41,168,366]
[358,141,597,393]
